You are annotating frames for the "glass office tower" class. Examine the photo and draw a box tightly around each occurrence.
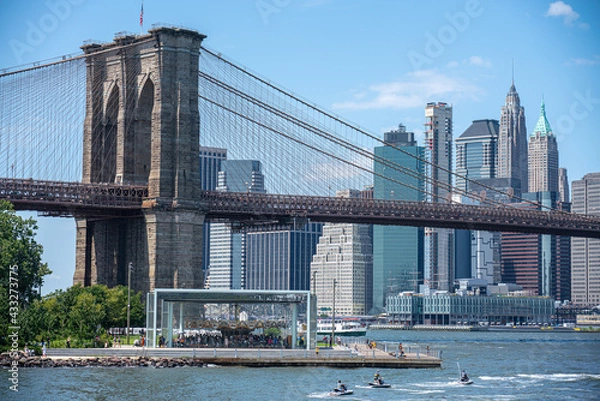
[373,124,424,311]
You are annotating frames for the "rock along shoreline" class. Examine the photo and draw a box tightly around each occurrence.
[1,354,213,368]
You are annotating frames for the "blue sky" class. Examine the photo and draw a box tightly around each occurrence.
[1,0,599,294]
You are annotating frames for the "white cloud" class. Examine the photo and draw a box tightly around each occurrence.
[446,56,492,68]
[348,89,368,100]
[545,1,587,28]
[332,69,483,111]
[468,56,492,67]
[565,55,600,66]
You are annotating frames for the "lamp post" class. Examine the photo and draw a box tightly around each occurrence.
[331,279,336,346]
[127,262,133,346]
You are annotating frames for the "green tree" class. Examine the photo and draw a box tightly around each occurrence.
[46,286,85,339]
[105,286,145,329]
[19,284,146,347]
[19,297,48,344]
[0,201,51,347]
[70,291,106,340]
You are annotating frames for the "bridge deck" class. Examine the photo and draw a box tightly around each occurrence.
[2,178,599,238]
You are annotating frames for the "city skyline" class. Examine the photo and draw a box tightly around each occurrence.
[1,0,598,294]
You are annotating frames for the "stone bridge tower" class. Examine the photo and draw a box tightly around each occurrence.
[73,27,206,293]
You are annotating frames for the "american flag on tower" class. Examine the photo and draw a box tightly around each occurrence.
[140,2,144,28]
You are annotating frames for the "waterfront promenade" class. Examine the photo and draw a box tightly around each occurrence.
[7,343,442,369]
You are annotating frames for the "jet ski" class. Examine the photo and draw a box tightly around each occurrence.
[368,381,391,388]
[330,388,354,396]
[457,363,473,385]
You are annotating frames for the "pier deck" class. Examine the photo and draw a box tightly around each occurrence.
[40,343,441,369]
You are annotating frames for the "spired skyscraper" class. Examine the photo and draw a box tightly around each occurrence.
[424,102,454,291]
[501,100,570,301]
[373,124,424,310]
[528,99,559,193]
[498,79,528,196]
[528,99,569,301]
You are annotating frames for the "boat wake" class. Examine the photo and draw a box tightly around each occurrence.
[307,392,335,399]
[413,380,466,389]
[400,389,446,395]
[479,373,600,383]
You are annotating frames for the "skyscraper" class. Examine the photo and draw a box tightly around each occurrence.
[528,99,559,193]
[424,103,454,291]
[501,100,570,301]
[571,172,600,306]
[501,192,571,301]
[246,221,322,291]
[199,147,227,281]
[528,99,568,300]
[200,147,227,191]
[500,203,540,296]
[373,124,424,310]
[558,168,570,204]
[455,119,500,284]
[498,80,528,195]
[208,160,265,290]
[556,168,572,301]
[455,119,499,193]
[310,190,372,316]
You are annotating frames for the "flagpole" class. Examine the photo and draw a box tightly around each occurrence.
[139,1,144,35]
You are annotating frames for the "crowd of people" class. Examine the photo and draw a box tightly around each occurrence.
[158,331,293,349]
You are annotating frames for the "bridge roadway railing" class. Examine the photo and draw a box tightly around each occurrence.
[2,179,600,238]
[0,178,147,214]
[199,191,600,239]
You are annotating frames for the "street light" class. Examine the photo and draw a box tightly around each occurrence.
[127,262,133,346]
[331,279,336,346]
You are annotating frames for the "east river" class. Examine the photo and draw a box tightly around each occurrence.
[2,329,599,400]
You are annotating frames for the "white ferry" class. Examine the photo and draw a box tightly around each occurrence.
[316,318,367,337]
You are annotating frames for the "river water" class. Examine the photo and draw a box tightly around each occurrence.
[2,330,599,400]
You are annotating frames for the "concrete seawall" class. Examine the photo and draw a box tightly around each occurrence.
[2,344,442,369]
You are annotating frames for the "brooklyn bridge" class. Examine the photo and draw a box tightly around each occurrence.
[1,26,599,294]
